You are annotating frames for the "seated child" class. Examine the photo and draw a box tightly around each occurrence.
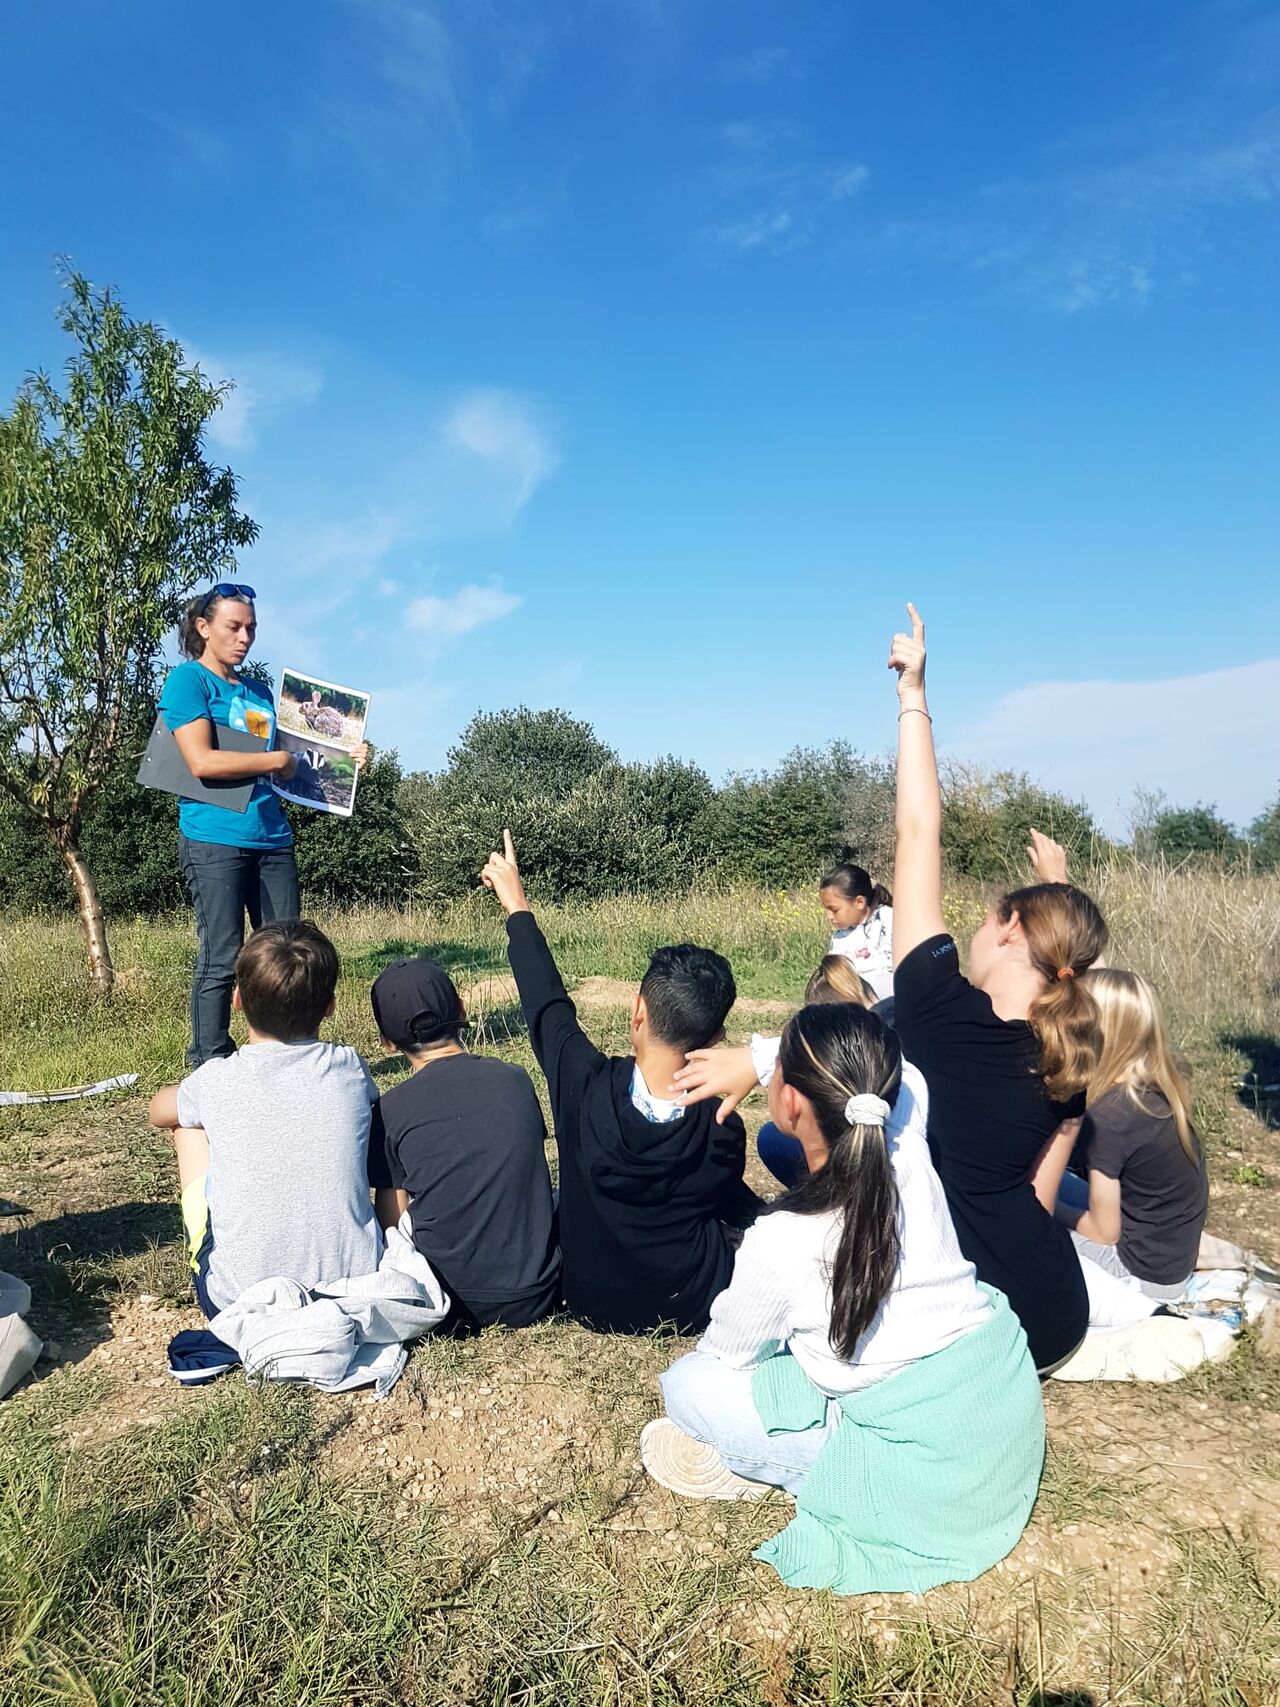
[820,862,894,1002]
[480,830,760,1335]
[1056,968,1208,1301]
[755,959,877,1187]
[148,920,382,1317]
[642,1002,1044,1597]
[367,954,561,1331]
[806,955,877,1009]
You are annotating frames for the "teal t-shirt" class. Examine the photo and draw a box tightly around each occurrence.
[158,661,292,851]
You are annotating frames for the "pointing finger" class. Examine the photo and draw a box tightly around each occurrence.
[503,828,515,862]
[906,601,924,642]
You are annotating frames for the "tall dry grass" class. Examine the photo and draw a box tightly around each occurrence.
[0,862,1276,1098]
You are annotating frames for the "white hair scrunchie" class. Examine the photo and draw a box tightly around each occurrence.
[844,1093,891,1129]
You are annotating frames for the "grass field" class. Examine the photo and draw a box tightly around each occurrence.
[2,868,1279,1705]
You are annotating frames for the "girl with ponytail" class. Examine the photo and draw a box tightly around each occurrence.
[672,611,1110,1370]
[644,1002,1045,1596]
[886,603,1107,1372]
[820,862,896,1001]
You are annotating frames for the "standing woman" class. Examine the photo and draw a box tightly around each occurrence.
[159,584,301,1068]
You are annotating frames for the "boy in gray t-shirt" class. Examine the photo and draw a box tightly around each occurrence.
[149,921,382,1316]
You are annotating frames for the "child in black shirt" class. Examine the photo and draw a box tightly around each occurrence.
[368,955,560,1331]
[481,831,760,1335]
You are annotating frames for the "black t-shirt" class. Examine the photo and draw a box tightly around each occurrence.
[893,934,1088,1370]
[368,1053,561,1328]
[1078,1086,1208,1284]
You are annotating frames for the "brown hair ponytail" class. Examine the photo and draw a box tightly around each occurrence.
[776,1003,903,1358]
[1000,882,1107,1101]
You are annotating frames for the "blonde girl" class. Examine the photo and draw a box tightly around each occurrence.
[1056,969,1208,1300]
[674,605,1109,1373]
[806,955,877,1009]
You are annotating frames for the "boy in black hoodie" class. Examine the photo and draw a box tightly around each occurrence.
[482,831,761,1334]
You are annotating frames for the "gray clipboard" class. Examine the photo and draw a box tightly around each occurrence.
[136,713,268,813]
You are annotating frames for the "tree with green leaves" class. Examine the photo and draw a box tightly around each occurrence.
[1248,789,1280,872]
[0,268,257,994]
[1148,802,1245,866]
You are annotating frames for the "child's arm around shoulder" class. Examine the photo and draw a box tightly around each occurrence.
[480,830,605,1093]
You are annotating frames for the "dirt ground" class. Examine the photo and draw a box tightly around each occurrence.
[5,1017,1280,1696]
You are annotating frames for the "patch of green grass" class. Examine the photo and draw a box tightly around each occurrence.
[1228,1164,1270,1188]
[1034,1439,1149,1528]
[1182,1324,1280,1413]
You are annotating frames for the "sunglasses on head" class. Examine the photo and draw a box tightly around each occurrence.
[199,582,257,614]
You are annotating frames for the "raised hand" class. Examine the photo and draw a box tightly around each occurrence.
[887,601,926,702]
[1027,827,1068,885]
[480,827,531,917]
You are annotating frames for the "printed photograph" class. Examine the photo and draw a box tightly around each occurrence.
[276,669,370,752]
[271,729,360,817]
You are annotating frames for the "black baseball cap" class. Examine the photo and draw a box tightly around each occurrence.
[370,956,465,1051]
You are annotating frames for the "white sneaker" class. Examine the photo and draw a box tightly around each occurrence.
[1050,1313,1220,1383]
[639,1418,773,1501]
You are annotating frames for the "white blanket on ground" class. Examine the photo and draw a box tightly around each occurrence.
[209,1227,449,1397]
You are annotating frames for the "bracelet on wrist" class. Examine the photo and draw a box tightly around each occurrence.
[898,706,933,723]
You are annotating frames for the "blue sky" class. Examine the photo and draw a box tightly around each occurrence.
[2,0,1277,832]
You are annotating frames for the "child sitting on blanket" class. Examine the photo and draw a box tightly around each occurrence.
[480,829,761,1335]
[642,1001,1044,1596]
[1056,968,1208,1301]
[149,920,383,1317]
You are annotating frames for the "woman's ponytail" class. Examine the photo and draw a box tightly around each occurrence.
[1001,883,1107,1101]
[179,595,209,659]
[776,1004,903,1359]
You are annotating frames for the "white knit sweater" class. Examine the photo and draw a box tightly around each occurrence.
[699,1063,991,1396]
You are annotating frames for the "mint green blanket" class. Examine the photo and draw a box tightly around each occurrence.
[751,1286,1044,1595]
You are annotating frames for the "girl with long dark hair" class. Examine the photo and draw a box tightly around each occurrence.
[643,1002,1044,1594]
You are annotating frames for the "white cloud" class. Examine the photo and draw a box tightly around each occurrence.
[708,209,795,252]
[406,584,522,639]
[718,46,796,85]
[441,388,559,512]
[186,345,323,453]
[830,163,870,200]
[952,658,1280,834]
[704,124,868,257]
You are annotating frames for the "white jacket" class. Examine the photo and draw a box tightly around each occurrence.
[209,1225,449,1397]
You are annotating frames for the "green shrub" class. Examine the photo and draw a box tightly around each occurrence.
[940,764,1103,882]
[710,742,855,888]
[290,747,419,906]
[1248,790,1280,872]
[1147,802,1247,866]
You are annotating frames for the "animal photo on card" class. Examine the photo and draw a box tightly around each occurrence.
[276,670,369,751]
[273,729,359,816]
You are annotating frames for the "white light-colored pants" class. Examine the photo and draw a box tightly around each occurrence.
[659,1349,839,1496]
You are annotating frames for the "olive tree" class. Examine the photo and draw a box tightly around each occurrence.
[0,268,257,994]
